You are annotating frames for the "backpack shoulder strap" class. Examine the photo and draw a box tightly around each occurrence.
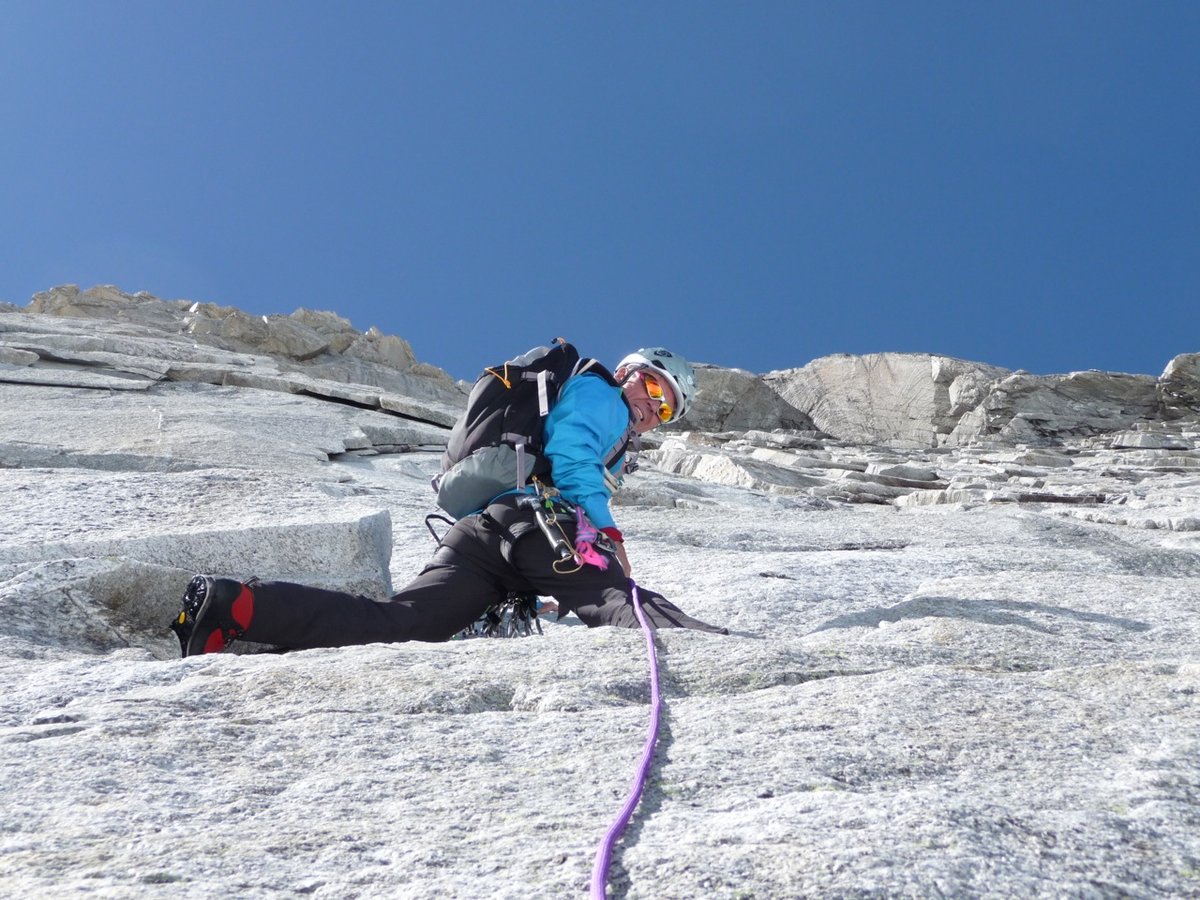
[571,357,621,387]
[603,422,636,470]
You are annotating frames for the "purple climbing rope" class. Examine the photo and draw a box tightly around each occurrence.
[589,579,662,899]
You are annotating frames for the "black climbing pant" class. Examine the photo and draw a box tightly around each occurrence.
[241,494,727,649]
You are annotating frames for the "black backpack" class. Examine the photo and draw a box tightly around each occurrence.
[432,339,628,518]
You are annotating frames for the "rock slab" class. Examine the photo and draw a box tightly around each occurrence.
[0,287,1198,898]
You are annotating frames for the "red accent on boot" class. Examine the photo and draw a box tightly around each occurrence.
[231,585,255,630]
[203,629,228,654]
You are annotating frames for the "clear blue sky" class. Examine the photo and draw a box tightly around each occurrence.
[2,2,1197,380]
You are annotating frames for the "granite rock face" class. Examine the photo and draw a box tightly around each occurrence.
[1,288,1198,898]
[682,363,816,434]
[4,285,466,423]
[1160,353,1200,418]
[766,351,1188,449]
[765,353,1011,447]
[957,369,1162,445]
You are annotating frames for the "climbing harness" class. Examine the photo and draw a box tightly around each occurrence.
[590,579,662,899]
[423,512,547,641]
[433,479,617,640]
[518,490,577,571]
[518,479,616,575]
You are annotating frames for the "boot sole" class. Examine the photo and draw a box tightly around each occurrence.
[170,576,218,658]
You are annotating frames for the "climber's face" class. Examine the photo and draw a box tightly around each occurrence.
[621,369,676,435]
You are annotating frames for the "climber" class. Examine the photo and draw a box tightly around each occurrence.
[170,346,728,656]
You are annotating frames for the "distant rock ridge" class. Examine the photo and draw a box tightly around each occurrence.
[2,285,465,427]
[3,285,1198,449]
[763,352,1196,449]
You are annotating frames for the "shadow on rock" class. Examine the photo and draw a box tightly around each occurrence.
[0,557,193,659]
[809,595,1152,636]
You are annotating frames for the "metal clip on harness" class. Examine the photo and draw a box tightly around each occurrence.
[518,493,574,562]
[519,480,588,573]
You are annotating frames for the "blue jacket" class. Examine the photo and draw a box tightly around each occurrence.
[542,372,633,530]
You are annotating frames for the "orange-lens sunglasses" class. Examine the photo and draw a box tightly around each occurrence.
[642,373,674,423]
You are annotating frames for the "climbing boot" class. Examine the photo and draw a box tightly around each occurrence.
[169,575,256,658]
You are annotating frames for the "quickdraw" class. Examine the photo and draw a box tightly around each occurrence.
[454,593,544,640]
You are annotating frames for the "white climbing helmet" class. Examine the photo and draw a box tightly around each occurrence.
[616,347,697,422]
